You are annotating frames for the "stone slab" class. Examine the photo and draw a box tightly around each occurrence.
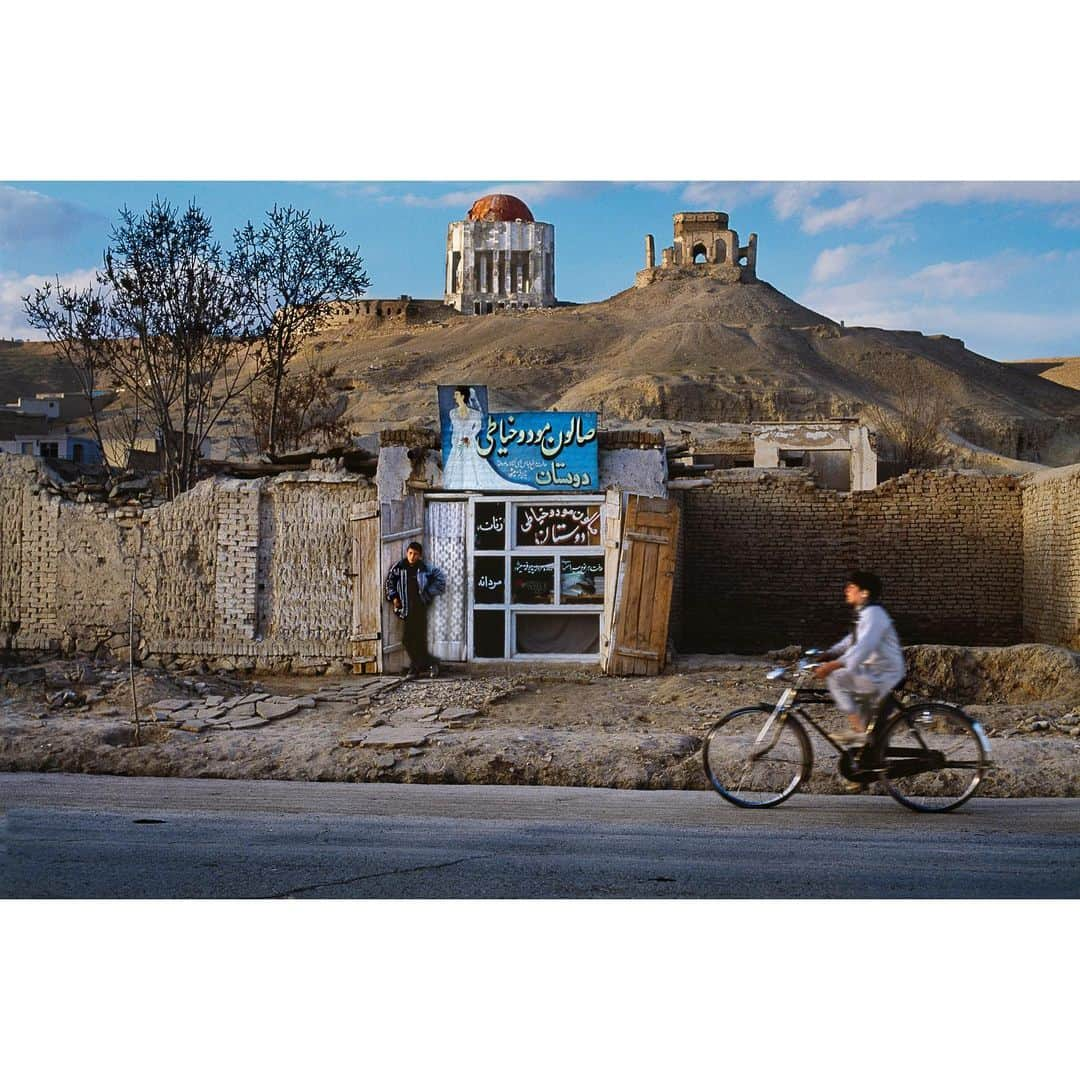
[356,722,446,748]
[228,716,273,730]
[203,695,225,707]
[389,706,441,722]
[150,698,193,713]
[294,696,317,709]
[195,706,227,720]
[255,700,299,721]
[236,693,271,706]
[439,707,479,721]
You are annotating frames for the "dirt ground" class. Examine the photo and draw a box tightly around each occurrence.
[2,644,1078,798]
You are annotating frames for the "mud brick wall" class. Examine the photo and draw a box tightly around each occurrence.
[56,503,140,655]
[256,476,356,645]
[680,469,1024,653]
[0,456,373,673]
[1022,465,1080,649]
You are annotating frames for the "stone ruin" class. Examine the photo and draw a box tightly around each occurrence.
[636,211,758,287]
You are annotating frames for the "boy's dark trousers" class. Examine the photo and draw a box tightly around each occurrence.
[403,605,434,673]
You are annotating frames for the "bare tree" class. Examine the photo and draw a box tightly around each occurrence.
[246,361,350,453]
[231,205,370,456]
[22,278,115,474]
[100,199,259,496]
[868,363,951,472]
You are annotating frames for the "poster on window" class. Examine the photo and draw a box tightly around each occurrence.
[438,385,599,492]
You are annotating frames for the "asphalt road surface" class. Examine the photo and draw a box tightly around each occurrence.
[2,773,1077,898]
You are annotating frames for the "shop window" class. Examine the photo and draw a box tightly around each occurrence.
[515,613,600,655]
[473,610,505,658]
[469,495,603,661]
[515,504,600,547]
[475,501,506,549]
[511,557,555,604]
[474,556,505,604]
[559,556,604,604]
[39,442,59,458]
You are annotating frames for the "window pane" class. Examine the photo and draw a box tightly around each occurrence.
[511,557,555,604]
[473,611,505,658]
[475,502,506,550]
[474,556,506,604]
[515,613,600,655]
[515,504,600,547]
[560,556,604,604]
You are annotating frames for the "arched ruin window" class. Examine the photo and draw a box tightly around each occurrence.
[692,242,708,263]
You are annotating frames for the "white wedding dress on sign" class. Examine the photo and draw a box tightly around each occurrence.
[443,405,532,491]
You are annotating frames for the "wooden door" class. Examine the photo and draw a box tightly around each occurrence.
[349,500,381,673]
[603,494,680,676]
[425,499,467,662]
[379,490,425,673]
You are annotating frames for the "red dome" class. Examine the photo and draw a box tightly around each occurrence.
[466,193,534,223]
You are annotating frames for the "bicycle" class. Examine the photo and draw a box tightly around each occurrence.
[701,650,992,813]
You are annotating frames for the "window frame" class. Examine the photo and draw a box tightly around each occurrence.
[465,493,604,661]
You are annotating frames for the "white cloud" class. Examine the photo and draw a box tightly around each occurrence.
[810,235,897,283]
[786,181,1080,234]
[0,186,102,249]
[0,268,99,340]
[365,182,607,211]
[799,250,1080,357]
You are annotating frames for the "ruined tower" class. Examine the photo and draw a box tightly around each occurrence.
[636,211,757,287]
[444,194,556,314]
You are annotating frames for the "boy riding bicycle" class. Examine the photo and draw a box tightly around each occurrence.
[813,571,906,746]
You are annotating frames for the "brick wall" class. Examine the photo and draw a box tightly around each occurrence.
[680,469,1024,653]
[1022,464,1080,649]
[0,456,374,673]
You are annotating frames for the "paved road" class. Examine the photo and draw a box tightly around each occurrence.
[1,773,1077,897]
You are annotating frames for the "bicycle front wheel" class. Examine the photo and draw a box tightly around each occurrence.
[879,703,989,813]
[703,705,812,809]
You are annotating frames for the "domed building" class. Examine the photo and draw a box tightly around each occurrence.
[444,193,556,314]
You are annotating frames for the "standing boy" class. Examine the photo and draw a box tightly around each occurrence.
[384,541,447,677]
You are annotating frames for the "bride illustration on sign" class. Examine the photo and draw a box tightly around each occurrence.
[442,385,531,491]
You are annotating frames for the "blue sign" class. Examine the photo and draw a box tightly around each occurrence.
[438,385,599,492]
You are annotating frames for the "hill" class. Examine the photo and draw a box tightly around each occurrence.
[1005,357,1080,391]
[295,275,1080,465]
[4,277,1079,467]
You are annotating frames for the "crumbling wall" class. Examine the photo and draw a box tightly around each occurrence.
[0,458,374,673]
[680,469,1024,653]
[1022,464,1080,649]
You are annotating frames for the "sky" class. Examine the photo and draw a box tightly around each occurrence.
[1,180,1078,362]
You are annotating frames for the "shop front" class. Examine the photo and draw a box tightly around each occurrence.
[355,393,677,675]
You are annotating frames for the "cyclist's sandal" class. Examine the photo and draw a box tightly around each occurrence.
[834,729,868,747]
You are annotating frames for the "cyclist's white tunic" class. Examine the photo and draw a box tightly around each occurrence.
[827,603,906,711]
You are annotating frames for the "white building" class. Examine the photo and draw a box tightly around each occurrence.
[444,194,556,314]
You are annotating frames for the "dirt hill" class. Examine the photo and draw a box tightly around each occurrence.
[4,277,1079,465]
[1006,357,1080,391]
[298,276,1080,465]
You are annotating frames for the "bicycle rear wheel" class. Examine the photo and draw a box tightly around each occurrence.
[879,703,989,812]
[703,705,812,809]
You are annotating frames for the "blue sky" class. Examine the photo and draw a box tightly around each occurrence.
[2,180,1079,361]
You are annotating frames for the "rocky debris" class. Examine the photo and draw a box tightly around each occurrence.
[904,644,1080,705]
[48,689,86,709]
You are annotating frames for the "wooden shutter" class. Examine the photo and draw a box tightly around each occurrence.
[603,494,680,676]
[349,500,381,673]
